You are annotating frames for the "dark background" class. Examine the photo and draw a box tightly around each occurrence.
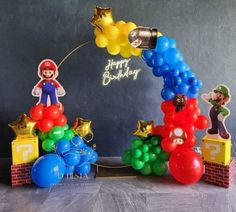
[0,0,236,157]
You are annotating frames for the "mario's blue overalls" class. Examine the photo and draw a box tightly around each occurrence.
[40,80,57,105]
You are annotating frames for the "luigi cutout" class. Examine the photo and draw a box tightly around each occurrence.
[201,84,231,139]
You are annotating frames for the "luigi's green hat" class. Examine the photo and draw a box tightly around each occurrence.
[214,85,230,97]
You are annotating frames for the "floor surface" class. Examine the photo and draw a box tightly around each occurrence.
[0,158,235,212]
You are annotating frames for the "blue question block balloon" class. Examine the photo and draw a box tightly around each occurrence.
[31,154,66,188]
[55,139,71,155]
[75,162,91,176]
[63,149,81,166]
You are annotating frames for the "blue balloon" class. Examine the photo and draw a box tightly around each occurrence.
[152,67,163,77]
[189,85,199,94]
[174,62,190,72]
[63,149,80,166]
[142,50,154,61]
[179,71,188,81]
[55,139,71,155]
[197,80,203,89]
[75,162,91,176]
[164,48,182,65]
[171,69,180,77]
[89,151,98,163]
[175,83,189,94]
[151,54,164,67]
[174,76,182,86]
[31,154,66,188]
[71,136,85,150]
[146,58,154,67]
[161,88,175,100]
[168,38,176,48]
[155,36,169,52]
[188,77,198,86]
[84,147,94,159]
[64,165,75,175]
[164,76,174,87]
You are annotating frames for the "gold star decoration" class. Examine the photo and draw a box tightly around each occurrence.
[133,120,154,139]
[71,117,94,142]
[90,6,114,31]
[8,114,37,138]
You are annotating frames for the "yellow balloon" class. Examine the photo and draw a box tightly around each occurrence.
[104,25,120,40]
[95,34,108,48]
[106,41,121,55]
[120,45,132,58]
[115,20,126,30]
[94,27,102,36]
[157,31,163,37]
[130,46,142,56]
[117,34,129,46]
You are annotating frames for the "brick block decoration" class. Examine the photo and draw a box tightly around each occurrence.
[204,159,234,188]
[202,136,231,165]
[11,162,33,187]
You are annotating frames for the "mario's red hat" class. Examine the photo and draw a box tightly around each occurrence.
[38,59,58,74]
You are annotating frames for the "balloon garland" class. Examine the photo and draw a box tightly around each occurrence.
[91,6,208,184]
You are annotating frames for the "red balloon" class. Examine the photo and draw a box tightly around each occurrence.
[187,112,198,123]
[43,105,60,120]
[195,115,209,129]
[53,115,67,126]
[58,104,64,114]
[161,137,177,153]
[29,105,44,121]
[161,101,175,113]
[169,148,203,184]
[182,135,197,148]
[163,113,175,124]
[173,111,186,125]
[183,124,196,134]
[38,118,54,132]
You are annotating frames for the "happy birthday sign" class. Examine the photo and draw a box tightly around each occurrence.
[102,58,141,86]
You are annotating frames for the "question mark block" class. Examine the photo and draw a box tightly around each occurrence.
[11,136,39,165]
[202,136,231,165]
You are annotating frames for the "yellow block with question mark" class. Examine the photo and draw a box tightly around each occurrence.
[11,136,39,165]
[201,136,231,165]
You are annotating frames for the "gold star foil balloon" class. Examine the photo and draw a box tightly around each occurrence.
[91,6,114,31]
[71,117,94,142]
[8,114,37,138]
[133,120,154,139]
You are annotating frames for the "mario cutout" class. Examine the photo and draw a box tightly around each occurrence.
[32,59,65,106]
[201,84,231,139]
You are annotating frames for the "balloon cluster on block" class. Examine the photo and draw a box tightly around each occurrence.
[30,104,98,188]
[122,135,169,176]
[142,36,203,100]
[91,6,142,57]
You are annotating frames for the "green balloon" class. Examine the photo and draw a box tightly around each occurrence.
[147,143,152,148]
[159,151,170,161]
[38,131,48,141]
[150,136,158,146]
[140,153,150,162]
[42,138,55,152]
[131,138,143,149]
[140,163,152,175]
[62,124,69,131]
[49,126,64,141]
[140,144,149,153]
[148,152,157,163]
[131,158,144,170]
[156,135,162,142]
[121,150,132,165]
[152,160,168,176]
[63,129,74,140]
[151,146,161,155]
[132,149,142,159]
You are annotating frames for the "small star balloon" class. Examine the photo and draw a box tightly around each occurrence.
[133,120,154,139]
[90,6,114,31]
[8,114,37,138]
[71,117,94,142]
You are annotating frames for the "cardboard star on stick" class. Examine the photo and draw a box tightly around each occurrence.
[133,120,154,139]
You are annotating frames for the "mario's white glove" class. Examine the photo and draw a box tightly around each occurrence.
[217,114,224,122]
[32,87,41,96]
[56,87,66,96]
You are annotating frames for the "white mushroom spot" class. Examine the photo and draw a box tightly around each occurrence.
[174,128,183,136]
